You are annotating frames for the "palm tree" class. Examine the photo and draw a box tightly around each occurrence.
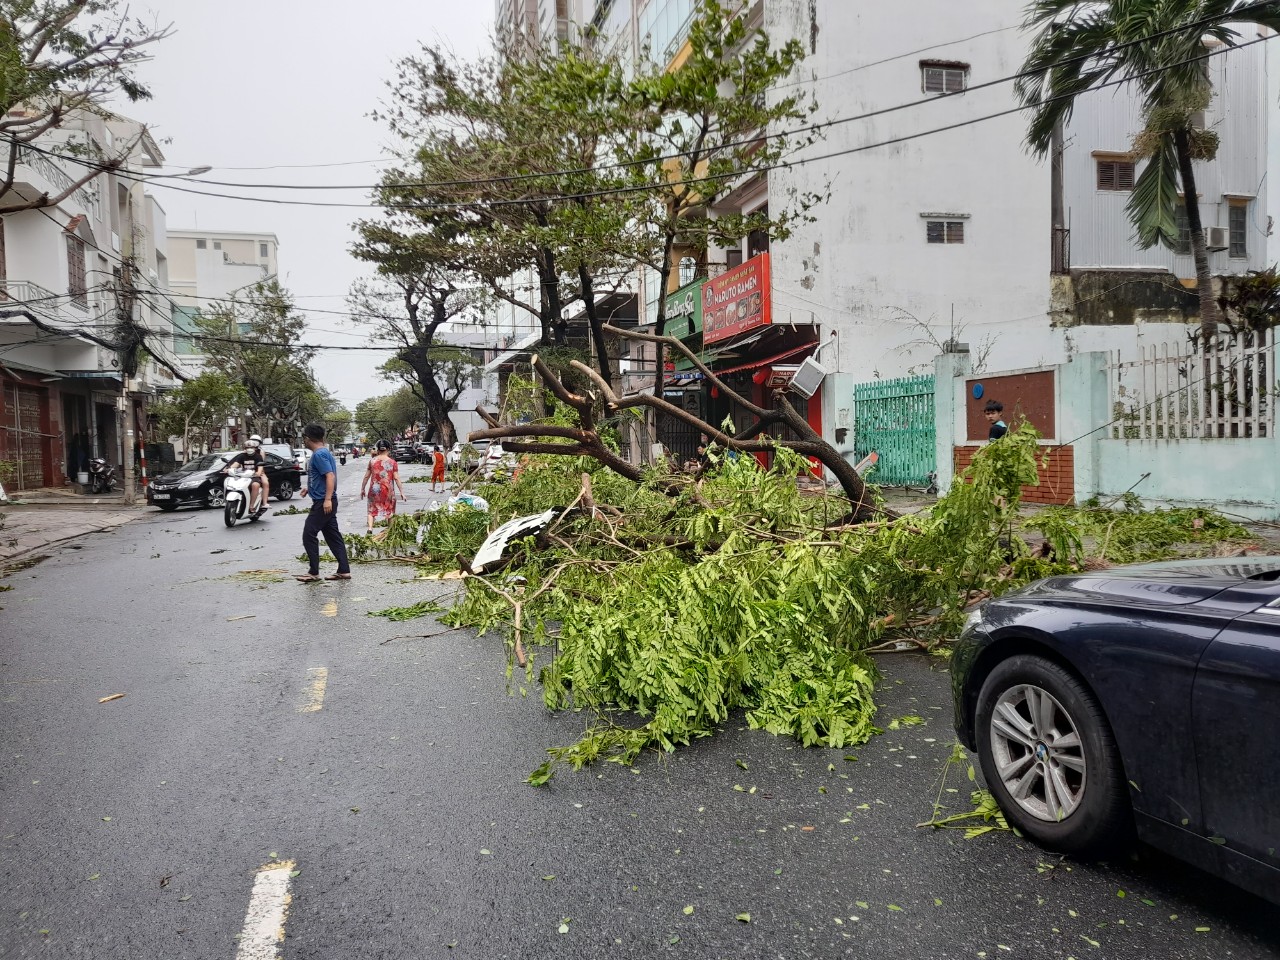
[1017,0,1280,341]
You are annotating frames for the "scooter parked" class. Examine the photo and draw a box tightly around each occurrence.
[87,457,118,494]
[222,467,266,528]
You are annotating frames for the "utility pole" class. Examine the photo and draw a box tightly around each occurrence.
[116,259,139,504]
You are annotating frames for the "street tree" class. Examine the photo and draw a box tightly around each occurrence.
[375,1,822,396]
[354,387,421,443]
[349,218,485,448]
[0,0,171,209]
[193,280,321,440]
[376,351,478,443]
[151,370,245,458]
[1017,0,1280,341]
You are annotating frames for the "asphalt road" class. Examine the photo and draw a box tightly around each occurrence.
[2,461,1278,959]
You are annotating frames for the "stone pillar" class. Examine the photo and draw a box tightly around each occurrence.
[933,349,972,491]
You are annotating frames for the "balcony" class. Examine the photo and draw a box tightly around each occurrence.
[1,144,92,208]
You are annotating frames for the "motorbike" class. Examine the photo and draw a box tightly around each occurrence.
[222,467,267,528]
[87,457,118,494]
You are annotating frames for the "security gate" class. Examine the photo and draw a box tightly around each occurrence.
[853,375,936,486]
[9,385,48,489]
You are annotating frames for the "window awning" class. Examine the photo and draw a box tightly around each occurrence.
[713,341,817,376]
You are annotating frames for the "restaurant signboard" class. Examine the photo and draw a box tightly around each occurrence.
[701,253,771,346]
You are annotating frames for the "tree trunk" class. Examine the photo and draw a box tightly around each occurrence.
[1173,128,1223,342]
[578,264,612,388]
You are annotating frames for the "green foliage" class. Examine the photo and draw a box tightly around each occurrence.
[446,426,1047,782]
[343,506,491,564]
[151,371,246,453]
[1029,502,1251,565]
[369,599,447,621]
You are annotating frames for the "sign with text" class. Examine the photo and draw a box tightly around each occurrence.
[702,253,771,345]
[664,280,704,340]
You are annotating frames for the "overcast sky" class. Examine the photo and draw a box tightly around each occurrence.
[132,1,493,410]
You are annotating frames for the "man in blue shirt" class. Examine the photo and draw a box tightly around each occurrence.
[296,423,352,582]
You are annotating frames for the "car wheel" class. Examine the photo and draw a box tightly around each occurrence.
[156,501,179,512]
[206,486,226,509]
[975,655,1130,856]
[275,480,294,501]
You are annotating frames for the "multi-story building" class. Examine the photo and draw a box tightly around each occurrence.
[496,0,587,52]
[166,229,280,378]
[586,1,1277,468]
[0,113,181,491]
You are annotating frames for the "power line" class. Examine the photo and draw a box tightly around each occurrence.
[13,1,1269,202]
[19,27,1270,217]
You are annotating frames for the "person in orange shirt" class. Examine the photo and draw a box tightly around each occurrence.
[431,444,447,492]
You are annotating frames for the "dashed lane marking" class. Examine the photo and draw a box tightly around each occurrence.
[297,667,328,713]
[234,860,295,960]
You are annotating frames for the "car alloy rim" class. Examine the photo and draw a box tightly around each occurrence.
[990,684,1087,822]
[208,488,225,507]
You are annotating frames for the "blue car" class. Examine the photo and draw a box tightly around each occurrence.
[952,557,1280,904]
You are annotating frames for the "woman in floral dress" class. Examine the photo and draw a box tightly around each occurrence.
[359,440,407,534]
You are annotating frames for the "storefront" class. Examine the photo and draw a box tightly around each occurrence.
[698,254,822,469]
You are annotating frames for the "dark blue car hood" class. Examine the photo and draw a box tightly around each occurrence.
[1008,556,1280,607]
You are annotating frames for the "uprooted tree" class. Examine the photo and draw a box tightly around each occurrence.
[469,323,880,518]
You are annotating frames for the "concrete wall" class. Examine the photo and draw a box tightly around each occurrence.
[935,349,1279,520]
[1095,437,1280,521]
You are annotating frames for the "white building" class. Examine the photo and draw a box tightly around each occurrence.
[166,229,281,378]
[0,113,181,490]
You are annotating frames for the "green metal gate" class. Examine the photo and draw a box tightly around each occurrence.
[853,375,936,486]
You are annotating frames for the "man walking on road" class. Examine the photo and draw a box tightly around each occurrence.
[296,423,352,582]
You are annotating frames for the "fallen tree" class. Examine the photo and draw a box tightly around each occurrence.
[468,324,883,521]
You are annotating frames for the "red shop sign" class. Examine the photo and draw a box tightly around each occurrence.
[702,253,771,345]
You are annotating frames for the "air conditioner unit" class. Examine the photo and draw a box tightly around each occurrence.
[788,355,829,399]
[1205,226,1229,252]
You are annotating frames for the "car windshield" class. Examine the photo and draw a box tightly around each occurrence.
[179,453,225,473]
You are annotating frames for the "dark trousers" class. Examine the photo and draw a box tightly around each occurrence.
[303,499,351,575]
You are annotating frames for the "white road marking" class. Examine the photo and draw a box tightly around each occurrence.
[234,861,295,960]
[297,667,328,713]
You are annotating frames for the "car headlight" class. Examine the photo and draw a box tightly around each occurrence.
[963,605,987,633]
[178,476,206,489]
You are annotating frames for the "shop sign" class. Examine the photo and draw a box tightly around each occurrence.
[768,364,800,389]
[702,253,771,345]
[664,280,704,340]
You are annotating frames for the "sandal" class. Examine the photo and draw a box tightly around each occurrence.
[325,573,353,581]
[294,574,322,582]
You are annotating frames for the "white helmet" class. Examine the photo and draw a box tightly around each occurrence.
[245,434,262,449]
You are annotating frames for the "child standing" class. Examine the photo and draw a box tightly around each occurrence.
[984,400,1008,440]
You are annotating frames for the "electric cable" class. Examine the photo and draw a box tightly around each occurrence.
[9,5,1272,205]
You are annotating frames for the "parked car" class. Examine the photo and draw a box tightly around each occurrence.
[448,439,491,470]
[146,451,305,511]
[292,447,310,469]
[482,442,516,479]
[952,556,1280,904]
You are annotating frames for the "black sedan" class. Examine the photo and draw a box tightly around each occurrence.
[953,557,1280,904]
[146,452,305,511]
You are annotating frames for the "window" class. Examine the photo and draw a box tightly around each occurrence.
[195,238,206,249]
[259,242,268,258]
[921,60,968,94]
[1096,158,1136,191]
[66,235,87,307]
[1228,202,1248,258]
[213,240,222,251]
[1174,203,1191,255]
[926,220,965,244]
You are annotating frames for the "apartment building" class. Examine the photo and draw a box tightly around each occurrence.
[166,229,281,378]
[0,113,181,491]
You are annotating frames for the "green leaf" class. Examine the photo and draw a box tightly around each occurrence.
[855,901,869,910]
[735,913,751,923]
[735,759,748,770]
[557,923,570,935]
[86,873,100,882]
[887,904,903,912]
[542,875,556,881]
[683,905,694,915]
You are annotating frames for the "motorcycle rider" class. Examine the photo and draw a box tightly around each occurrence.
[223,434,270,514]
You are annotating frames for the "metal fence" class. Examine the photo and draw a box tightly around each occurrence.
[1108,328,1274,440]
[853,374,936,486]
